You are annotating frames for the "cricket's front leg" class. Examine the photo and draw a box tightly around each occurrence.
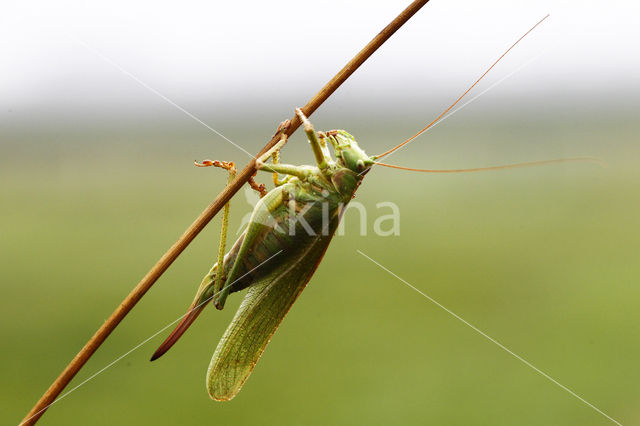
[255,132,294,185]
[255,134,311,180]
[271,120,293,186]
[271,149,291,187]
[295,108,332,170]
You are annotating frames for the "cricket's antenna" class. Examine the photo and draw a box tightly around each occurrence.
[373,157,605,173]
[374,14,550,160]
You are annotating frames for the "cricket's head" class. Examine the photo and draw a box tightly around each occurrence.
[323,130,374,176]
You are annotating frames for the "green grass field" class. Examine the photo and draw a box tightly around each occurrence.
[2,114,638,425]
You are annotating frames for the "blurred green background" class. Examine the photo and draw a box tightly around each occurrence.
[2,1,640,424]
[2,111,639,425]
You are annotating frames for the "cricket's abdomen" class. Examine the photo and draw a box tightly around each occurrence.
[226,180,344,294]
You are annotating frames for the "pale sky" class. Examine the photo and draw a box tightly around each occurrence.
[1,0,638,122]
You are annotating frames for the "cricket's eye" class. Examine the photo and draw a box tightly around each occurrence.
[356,160,365,171]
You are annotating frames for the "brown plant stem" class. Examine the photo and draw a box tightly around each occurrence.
[21,1,430,424]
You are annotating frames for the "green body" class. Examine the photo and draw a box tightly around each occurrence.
[152,110,375,400]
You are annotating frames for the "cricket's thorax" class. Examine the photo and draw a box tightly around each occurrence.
[216,164,363,295]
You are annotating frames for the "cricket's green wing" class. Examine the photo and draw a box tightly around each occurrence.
[207,231,334,401]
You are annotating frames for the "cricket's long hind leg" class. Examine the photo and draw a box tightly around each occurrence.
[152,228,249,360]
[151,161,237,361]
[212,164,236,305]
[153,121,294,360]
[195,159,267,197]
